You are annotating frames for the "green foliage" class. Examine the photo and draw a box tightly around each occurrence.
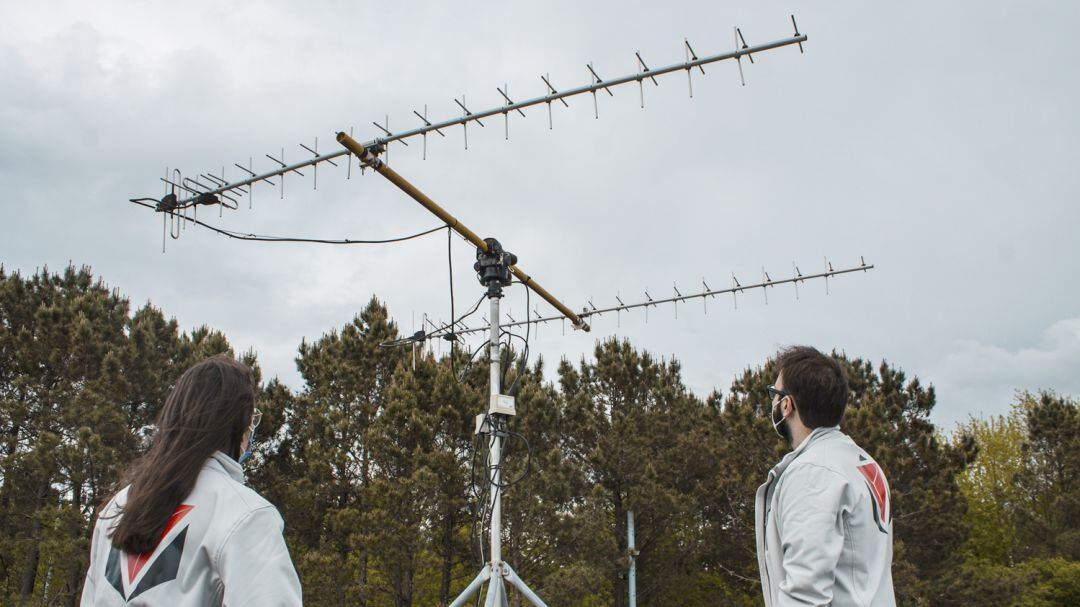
[948,391,1080,605]
[945,557,1080,606]
[551,339,710,607]
[955,412,1025,565]
[1013,391,1080,562]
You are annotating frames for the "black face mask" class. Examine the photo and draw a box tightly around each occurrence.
[772,399,792,442]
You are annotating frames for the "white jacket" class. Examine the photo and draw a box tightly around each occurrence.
[755,426,895,607]
[81,452,302,606]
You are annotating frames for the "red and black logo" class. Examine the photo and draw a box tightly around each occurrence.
[105,504,193,601]
[856,458,891,534]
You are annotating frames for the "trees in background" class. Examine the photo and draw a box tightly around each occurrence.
[947,391,1080,606]
[2,264,1077,606]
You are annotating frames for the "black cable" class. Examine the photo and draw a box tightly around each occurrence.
[448,227,457,381]
[130,198,447,245]
[423,293,485,344]
[507,283,531,396]
[490,430,533,489]
[457,339,489,383]
[469,428,490,567]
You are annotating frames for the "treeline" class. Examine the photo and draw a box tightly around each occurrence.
[1,265,1077,606]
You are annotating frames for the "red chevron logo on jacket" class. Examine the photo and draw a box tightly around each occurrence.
[856,461,891,533]
[104,504,194,601]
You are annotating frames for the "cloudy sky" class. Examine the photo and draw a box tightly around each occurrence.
[2,1,1077,431]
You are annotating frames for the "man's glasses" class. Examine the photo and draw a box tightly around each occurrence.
[251,408,263,429]
[767,386,790,401]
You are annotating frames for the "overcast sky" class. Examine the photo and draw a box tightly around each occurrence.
[2,1,1078,432]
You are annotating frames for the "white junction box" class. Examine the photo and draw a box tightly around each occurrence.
[474,413,489,436]
[489,394,517,417]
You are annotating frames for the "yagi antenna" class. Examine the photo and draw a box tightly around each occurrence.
[419,258,873,341]
[145,17,806,212]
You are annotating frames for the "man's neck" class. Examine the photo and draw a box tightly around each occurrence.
[789,424,813,450]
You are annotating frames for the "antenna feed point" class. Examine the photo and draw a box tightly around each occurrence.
[155,193,178,212]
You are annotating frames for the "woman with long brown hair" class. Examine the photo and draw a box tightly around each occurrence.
[80,354,302,606]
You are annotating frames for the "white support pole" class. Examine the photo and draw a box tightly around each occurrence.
[628,510,637,607]
[488,295,502,567]
[450,250,548,607]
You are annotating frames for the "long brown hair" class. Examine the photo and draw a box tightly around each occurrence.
[109,354,255,553]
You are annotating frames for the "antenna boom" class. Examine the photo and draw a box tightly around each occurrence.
[163,30,807,209]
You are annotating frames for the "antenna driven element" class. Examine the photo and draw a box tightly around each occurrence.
[336,131,590,333]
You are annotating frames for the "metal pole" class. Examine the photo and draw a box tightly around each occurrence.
[448,569,491,607]
[488,295,503,569]
[628,510,637,607]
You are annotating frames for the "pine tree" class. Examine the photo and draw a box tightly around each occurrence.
[554,339,707,607]
[275,297,408,606]
[1013,390,1080,561]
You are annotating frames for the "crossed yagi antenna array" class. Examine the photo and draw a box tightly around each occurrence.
[131,14,871,339]
[130,16,875,606]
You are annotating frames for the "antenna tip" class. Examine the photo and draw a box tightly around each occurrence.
[336,132,349,142]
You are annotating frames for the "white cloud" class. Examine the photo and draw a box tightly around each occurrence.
[930,318,1080,429]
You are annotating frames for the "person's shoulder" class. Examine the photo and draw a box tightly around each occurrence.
[802,430,864,462]
[786,433,860,479]
[793,431,885,488]
[98,485,131,519]
[196,464,274,515]
[783,460,849,484]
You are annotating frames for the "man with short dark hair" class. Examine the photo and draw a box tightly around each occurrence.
[755,346,896,606]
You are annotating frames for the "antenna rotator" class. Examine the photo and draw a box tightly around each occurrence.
[474,237,517,292]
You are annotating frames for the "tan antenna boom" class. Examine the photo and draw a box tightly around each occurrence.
[336,131,590,332]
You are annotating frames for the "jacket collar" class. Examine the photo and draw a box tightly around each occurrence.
[793,425,839,454]
[206,451,246,484]
[772,425,840,477]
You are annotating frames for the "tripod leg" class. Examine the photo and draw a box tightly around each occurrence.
[449,567,490,607]
[503,564,549,607]
[483,574,501,607]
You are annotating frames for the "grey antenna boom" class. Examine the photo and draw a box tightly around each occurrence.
[423,259,874,340]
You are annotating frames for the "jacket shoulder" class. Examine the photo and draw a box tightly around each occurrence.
[799,432,870,469]
[196,466,275,516]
